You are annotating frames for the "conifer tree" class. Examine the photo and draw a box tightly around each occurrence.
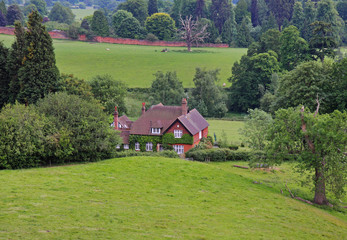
[0,42,9,108]
[7,21,26,103]
[0,0,6,17]
[17,11,59,105]
[148,0,158,16]
[291,1,304,32]
[302,0,316,41]
[0,12,6,26]
[211,0,231,33]
[195,0,205,19]
[221,6,237,44]
[250,0,259,27]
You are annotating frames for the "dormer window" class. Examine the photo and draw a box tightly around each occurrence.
[151,128,161,134]
[118,123,122,129]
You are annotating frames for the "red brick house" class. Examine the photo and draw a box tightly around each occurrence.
[113,98,209,154]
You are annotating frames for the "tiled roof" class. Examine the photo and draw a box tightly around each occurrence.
[130,104,183,135]
[119,115,131,128]
[177,109,209,135]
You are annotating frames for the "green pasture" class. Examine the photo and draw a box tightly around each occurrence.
[71,8,96,21]
[0,157,346,239]
[0,34,247,88]
[208,119,245,144]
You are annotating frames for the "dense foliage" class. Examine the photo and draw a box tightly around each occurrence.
[145,13,176,41]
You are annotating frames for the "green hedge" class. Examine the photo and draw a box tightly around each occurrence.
[185,148,259,162]
[129,135,162,152]
[162,133,193,145]
[113,150,179,159]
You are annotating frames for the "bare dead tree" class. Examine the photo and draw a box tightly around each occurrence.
[178,15,209,52]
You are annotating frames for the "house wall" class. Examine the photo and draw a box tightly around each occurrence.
[192,127,209,145]
[166,121,190,135]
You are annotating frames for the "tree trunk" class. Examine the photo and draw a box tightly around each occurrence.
[313,166,328,205]
[187,41,191,52]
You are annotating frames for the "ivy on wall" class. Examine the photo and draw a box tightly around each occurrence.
[129,135,162,152]
[162,133,193,145]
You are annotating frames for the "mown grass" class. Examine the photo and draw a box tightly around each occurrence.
[0,157,346,239]
[208,120,245,144]
[0,34,247,88]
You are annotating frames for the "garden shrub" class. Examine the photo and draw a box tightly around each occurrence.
[113,150,179,159]
[186,148,254,162]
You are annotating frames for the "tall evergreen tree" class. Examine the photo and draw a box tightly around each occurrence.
[251,0,259,27]
[235,0,249,24]
[17,11,59,105]
[91,10,109,37]
[148,0,158,16]
[30,0,47,16]
[291,1,304,32]
[257,0,268,26]
[266,0,295,30]
[262,11,278,33]
[0,0,7,17]
[302,0,316,41]
[7,21,26,103]
[210,0,231,33]
[221,6,237,44]
[195,0,205,19]
[236,17,253,47]
[0,12,6,26]
[0,41,9,108]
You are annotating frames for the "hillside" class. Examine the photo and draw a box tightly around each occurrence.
[0,34,246,88]
[1,157,346,239]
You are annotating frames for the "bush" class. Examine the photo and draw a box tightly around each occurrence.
[186,148,253,162]
[113,150,179,159]
[229,145,239,150]
[145,33,158,42]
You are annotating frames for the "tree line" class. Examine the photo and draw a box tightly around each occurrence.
[0,0,346,47]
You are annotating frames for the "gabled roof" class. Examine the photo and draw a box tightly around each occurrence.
[176,109,209,135]
[130,104,183,135]
[119,115,131,128]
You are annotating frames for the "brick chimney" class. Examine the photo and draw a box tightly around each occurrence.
[182,98,187,115]
[114,106,118,130]
[142,102,146,115]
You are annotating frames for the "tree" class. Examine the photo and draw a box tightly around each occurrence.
[336,0,347,21]
[178,15,209,52]
[234,0,249,24]
[0,0,7,17]
[116,16,142,39]
[273,60,340,114]
[228,51,280,112]
[17,11,60,105]
[199,18,219,43]
[117,0,148,24]
[235,17,252,47]
[261,11,278,33]
[259,29,281,56]
[331,57,347,112]
[6,21,25,103]
[195,0,205,19]
[6,4,23,25]
[148,0,158,16]
[190,68,228,117]
[309,21,337,63]
[250,0,259,27]
[36,92,122,162]
[302,0,316,41]
[210,0,231,33]
[30,0,47,16]
[112,10,133,32]
[0,41,9,108]
[24,4,38,17]
[266,107,347,205]
[145,13,176,40]
[90,75,127,115]
[266,0,295,30]
[0,11,6,26]
[280,25,309,71]
[91,10,109,37]
[240,108,273,150]
[221,6,237,44]
[149,71,184,105]
[58,73,94,100]
[291,1,304,32]
[48,2,75,24]
[257,0,268,26]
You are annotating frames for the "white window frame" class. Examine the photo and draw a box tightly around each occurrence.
[116,144,120,149]
[123,144,129,150]
[199,130,202,139]
[173,145,184,154]
[135,142,140,151]
[174,129,183,138]
[118,123,122,129]
[146,142,153,151]
[151,128,161,134]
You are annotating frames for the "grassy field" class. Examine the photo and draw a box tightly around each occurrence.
[71,8,96,21]
[0,157,346,239]
[0,34,247,88]
[208,120,245,144]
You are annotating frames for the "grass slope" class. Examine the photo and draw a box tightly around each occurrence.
[1,157,346,239]
[0,34,247,88]
[71,8,95,21]
[208,120,245,144]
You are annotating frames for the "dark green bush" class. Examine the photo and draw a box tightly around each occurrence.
[186,148,253,162]
[229,145,239,150]
[113,150,179,159]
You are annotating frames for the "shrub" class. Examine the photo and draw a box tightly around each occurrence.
[145,33,158,42]
[186,148,253,162]
[113,150,179,159]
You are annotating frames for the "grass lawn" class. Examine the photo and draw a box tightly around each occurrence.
[0,157,346,239]
[207,120,245,144]
[71,8,96,21]
[0,34,247,88]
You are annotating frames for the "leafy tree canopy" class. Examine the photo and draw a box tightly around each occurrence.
[145,12,176,40]
[48,2,75,24]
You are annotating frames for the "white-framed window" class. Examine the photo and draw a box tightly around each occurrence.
[174,129,183,138]
[151,128,161,134]
[135,142,140,151]
[199,130,202,139]
[123,144,129,150]
[146,142,153,151]
[116,144,120,149]
[118,123,122,129]
[173,145,184,154]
